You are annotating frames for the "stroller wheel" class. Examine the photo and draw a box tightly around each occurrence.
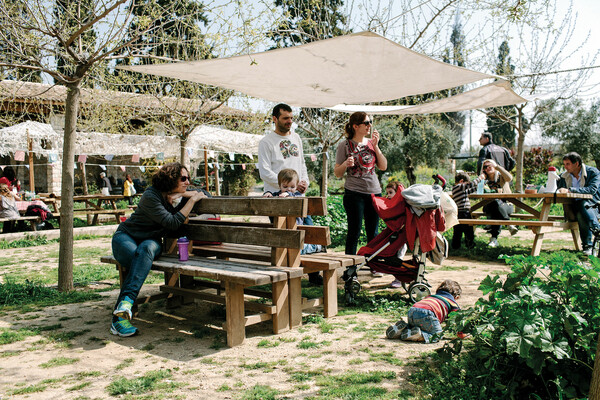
[408,282,431,303]
[402,281,409,292]
[349,277,361,295]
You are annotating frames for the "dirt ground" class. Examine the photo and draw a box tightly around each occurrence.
[0,228,575,399]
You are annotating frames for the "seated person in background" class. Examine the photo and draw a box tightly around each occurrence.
[481,159,518,248]
[557,152,600,256]
[0,166,21,194]
[385,181,400,199]
[110,162,206,337]
[0,183,21,233]
[451,171,485,249]
[263,168,324,285]
[386,279,461,343]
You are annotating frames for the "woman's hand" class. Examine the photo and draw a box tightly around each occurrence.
[371,129,380,147]
[190,191,206,202]
[345,156,354,168]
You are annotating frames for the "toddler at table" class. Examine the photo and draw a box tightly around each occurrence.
[451,171,485,249]
[386,279,461,343]
[264,168,324,285]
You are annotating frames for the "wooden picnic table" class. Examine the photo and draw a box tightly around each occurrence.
[45,194,127,225]
[459,192,593,256]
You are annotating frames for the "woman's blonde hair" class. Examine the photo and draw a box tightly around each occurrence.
[0,183,14,199]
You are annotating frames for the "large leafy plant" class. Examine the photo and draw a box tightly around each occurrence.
[442,252,600,398]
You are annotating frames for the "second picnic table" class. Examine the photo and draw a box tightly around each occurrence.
[42,194,128,225]
[459,192,593,255]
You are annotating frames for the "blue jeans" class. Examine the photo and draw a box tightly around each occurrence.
[572,199,600,248]
[408,307,443,343]
[111,231,162,313]
[343,189,379,255]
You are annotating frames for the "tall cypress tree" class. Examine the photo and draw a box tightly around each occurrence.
[486,41,517,148]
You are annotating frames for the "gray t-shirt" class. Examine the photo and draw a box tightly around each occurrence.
[335,139,381,194]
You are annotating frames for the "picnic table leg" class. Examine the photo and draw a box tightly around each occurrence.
[531,201,553,256]
[271,217,287,266]
[224,281,246,347]
[288,276,302,328]
[271,280,290,334]
[322,269,338,318]
[571,225,582,251]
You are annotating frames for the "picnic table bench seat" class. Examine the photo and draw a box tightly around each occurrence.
[0,215,42,232]
[457,219,576,227]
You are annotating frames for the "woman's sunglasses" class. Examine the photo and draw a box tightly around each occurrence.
[180,176,190,182]
[360,120,372,126]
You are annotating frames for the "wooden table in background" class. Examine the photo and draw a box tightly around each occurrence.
[459,192,593,256]
[46,194,127,225]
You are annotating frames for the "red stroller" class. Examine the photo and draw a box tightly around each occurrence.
[342,175,447,304]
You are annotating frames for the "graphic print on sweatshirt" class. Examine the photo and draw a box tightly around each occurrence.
[279,139,299,159]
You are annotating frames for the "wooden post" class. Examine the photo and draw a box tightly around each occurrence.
[27,130,35,192]
[79,161,91,225]
[215,156,221,196]
[590,333,600,399]
[204,147,209,193]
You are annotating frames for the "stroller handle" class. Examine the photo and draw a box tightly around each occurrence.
[432,174,446,190]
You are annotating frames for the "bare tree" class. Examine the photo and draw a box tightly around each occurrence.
[0,0,267,291]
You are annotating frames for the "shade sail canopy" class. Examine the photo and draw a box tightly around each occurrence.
[120,31,498,108]
[329,80,533,115]
[0,121,62,157]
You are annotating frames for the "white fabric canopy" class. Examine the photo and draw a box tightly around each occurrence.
[0,121,62,157]
[187,125,262,157]
[329,81,534,115]
[121,31,498,108]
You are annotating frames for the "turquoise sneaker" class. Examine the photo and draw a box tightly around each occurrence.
[113,296,134,320]
[110,317,138,337]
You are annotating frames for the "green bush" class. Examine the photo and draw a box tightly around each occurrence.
[413,252,600,399]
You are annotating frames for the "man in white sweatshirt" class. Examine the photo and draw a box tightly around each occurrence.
[258,103,309,194]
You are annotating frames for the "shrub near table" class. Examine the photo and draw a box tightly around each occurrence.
[418,252,600,399]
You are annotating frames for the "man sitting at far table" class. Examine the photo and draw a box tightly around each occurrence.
[557,152,600,255]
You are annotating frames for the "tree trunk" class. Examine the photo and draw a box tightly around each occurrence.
[58,81,81,292]
[590,333,600,399]
[180,131,190,170]
[321,144,329,197]
[515,106,526,193]
[405,156,417,186]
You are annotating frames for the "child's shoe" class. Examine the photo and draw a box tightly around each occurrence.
[110,317,138,337]
[113,296,134,320]
[386,320,408,339]
[389,279,403,289]
[401,326,424,342]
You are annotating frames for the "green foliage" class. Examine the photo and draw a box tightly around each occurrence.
[539,98,600,166]
[0,235,51,249]
[523,147,555,184]
[221,154,257,196]
[420,252,600,399]
[240,384,279,400]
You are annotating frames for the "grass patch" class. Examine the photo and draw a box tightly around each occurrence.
[0,327,39,344]
[0,279,101,309]
[40,356,79,368]
[239,384,279,400]
[361,348,404,366]
[0,235,53,249]
[315,371,397,399]
[67,381,92,391]
[115,358,135,370]
[9,383,47,395]
[257,339,280,348]
[106,369,173,396]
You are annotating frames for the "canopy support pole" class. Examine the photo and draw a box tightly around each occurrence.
[204,147,209,193]
[27,129,34,192]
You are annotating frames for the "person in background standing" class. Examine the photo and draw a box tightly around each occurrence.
[123,174,135,205]
[477,131,516,175]
[100,172,112,196]
[334,112,387,262]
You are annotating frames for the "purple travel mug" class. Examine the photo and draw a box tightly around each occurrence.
[177,237,190,261]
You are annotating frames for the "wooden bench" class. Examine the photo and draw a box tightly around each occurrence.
[458,219,573,227]
[101,197,312,347]
[190,197,365,318]
[0,215,41,232]
[73,209,128,225]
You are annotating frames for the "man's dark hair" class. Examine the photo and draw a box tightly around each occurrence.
[272,103,292,118]
[1,166,16,181]
[481,131,493,143]
[563,152,582,165]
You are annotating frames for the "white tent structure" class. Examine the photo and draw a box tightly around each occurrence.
[120,31,501,108]
[187,125,262,156]
[0,121,62,157]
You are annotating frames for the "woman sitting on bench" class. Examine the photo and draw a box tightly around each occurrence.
[110,162,206,337]
[0,183,20,233]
